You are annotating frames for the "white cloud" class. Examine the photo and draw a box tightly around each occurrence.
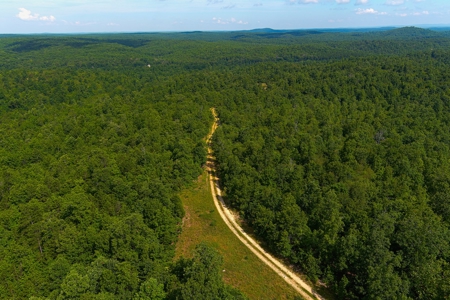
[412,10,429,15]
[16,8,55,22]
[356,8,377,14]
[336,0,350,4]
[384,0,404,5]
[211,17,248,25]
[355,7,386,14]
[355,0,368,5]
[399,10,430,16]
[17,8,38,21]
[40,15,56,22]
[73,21,96,26]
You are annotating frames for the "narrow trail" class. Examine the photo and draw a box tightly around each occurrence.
[206,108,323,300]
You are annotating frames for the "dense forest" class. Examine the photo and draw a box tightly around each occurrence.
[0,36,244,299]
[1,26,450,299]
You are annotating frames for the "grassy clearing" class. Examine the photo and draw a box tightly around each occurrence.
[175,170,301,300]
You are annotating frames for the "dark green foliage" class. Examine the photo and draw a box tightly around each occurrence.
[0,44,213,298]
[133,278,166,300]
[168,243,248,300]
[1,27,450,299]
[210,55,450,299]
[6,37,149,53]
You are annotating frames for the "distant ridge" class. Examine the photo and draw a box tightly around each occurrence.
[247,28,286,33]
[244,27,399,34]
[380,26,444,38]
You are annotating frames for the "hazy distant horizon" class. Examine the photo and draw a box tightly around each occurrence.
[2,24,450,37]
[1,0,450,34]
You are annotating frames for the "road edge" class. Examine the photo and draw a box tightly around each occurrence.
[206,108,323,300]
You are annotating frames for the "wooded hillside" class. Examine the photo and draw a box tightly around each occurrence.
[1,27,450,299]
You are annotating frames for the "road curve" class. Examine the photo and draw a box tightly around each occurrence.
[206,108,323,300]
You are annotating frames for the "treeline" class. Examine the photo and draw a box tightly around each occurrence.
[2,27,450,73]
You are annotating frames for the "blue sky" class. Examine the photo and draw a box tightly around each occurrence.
[1,0,450,34]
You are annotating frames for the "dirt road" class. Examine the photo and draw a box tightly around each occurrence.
[206,108,323,300]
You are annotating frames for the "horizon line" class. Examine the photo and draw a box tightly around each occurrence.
[1,24,450,36]
[0,24,450,36]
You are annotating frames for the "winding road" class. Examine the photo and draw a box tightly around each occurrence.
[206,108,323,300]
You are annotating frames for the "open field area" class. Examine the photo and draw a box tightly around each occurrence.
[176,171,300,300]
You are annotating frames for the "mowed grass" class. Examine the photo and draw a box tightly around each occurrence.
[175,170,301,300]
